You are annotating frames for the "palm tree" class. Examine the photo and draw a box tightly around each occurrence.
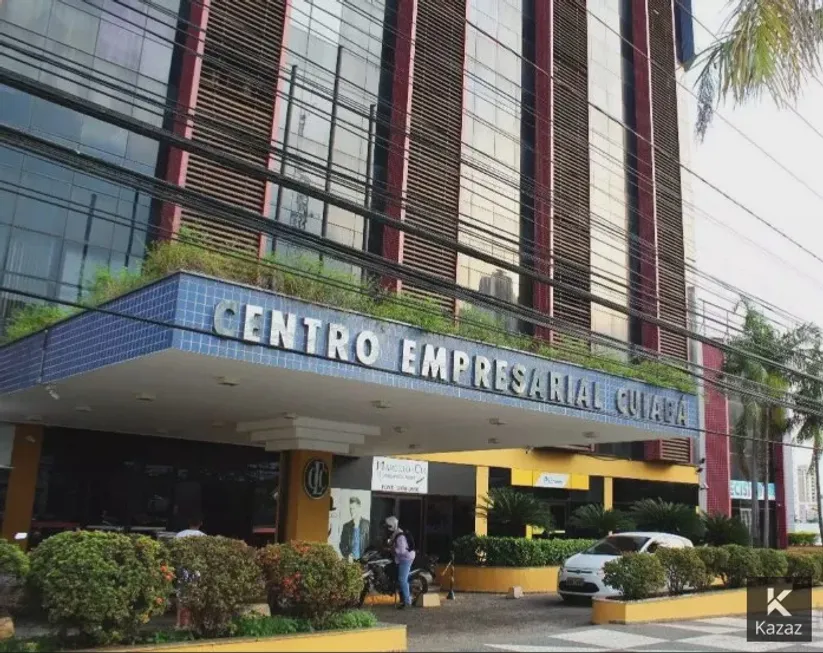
[629,498,706,542]
[788,325,823,545]
[476,487,554,537]
[723,301,794,546]
[694,1,823,138]
[568,504,634,538]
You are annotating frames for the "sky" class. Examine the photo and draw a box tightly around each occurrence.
[686,1,823,331]
[684,2,823,527]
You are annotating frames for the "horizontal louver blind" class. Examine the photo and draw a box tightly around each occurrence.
[659,437,692,464]
[402,0,465,311]
[180,0,286,253]
[552,0,591,331]
[648,0,687,360]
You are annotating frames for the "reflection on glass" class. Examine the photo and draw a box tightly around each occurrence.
[458,0,523,326]
[0,0,182,332]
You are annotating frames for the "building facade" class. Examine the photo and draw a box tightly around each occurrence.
[0,0,701,548]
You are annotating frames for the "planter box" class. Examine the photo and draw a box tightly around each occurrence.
[592,586,823,625]
[436,565,559,594]
[92,625,407,653]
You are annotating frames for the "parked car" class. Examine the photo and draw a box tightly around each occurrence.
[557,531,693,600]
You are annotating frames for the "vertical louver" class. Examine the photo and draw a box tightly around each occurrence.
[180,0,286,253]
[648,0,687,360]
[402,0,466,310]
[552,0,591,331]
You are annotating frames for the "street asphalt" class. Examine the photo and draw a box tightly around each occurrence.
[373,595,823,652]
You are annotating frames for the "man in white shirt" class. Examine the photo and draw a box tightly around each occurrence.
[175,518,205,539]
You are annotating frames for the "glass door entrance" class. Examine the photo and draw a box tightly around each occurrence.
[369,494,424,550]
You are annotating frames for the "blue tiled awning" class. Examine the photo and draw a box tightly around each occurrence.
[0,273,698,437]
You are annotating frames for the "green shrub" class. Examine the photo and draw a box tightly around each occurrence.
[722,544,762,588]
[0,540,29,617]
[702,513,750,546]
[602,553,665,601]
[169,535,264,638]
[257,542,362,627]
[656,547,709,595]
[757,549,788,578]
[696,546,730,586]
[29,531,173,645]
[789,532,819,547]
[787,553,822,583]
[452,535,595,567]
[323,609,378,631]
[630,499,705,543]
[232,614,310,637]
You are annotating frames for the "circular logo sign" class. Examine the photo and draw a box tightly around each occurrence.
[303,458,330,500]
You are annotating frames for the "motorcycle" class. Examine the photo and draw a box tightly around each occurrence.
[358,547,437,607]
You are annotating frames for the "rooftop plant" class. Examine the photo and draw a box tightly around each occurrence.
[2,233,695,393]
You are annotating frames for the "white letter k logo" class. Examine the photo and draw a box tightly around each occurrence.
[767,588,792,617]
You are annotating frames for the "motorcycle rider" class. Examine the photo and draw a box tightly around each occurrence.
[385,516,415,609]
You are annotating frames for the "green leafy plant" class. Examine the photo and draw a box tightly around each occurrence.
[2,238,695,392]
[568,504,634,538]
[789,532,818,547]
[323,609,378,631]
[757,548,788,579]
[28,531,173,645]
[602,553,665,601]
[257,541,362,628]
[655,547,710,595]
[786,553,822,584]
[629,499,706,542]
[0,540,29,618]
[451,535,595,567]
[722,544,762,588]
[696,546,730,587]
[477,488,555,537]
[702,513,750,546]
[169,535,264,638]
[231,614,310,637]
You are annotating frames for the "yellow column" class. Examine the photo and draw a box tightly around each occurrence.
[1,425,43,549]
[283,450,333,542]
[475,466,489,536]
[603,477,613,510]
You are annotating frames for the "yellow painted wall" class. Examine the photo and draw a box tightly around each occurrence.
[113,625,407,652]
[283,450,333,542]
[1,425,43,548]
[475,466,489,536]
[604,477,613,509]
[436,564,559,593]
[412,449,697,485]
[592,586,823,625]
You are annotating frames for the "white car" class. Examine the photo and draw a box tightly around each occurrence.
[557,531,693,600]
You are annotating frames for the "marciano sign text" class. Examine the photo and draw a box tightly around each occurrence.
[213,301,689,427]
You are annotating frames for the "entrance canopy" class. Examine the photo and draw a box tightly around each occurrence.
[0,273,698,455]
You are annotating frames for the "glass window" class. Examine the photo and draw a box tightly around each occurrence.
[47,1,101,54]
[584,535,651,555]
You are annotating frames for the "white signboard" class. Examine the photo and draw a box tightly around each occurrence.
[535,473,569,489]
[371,457,428,494]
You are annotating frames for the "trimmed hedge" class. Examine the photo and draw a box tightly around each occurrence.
[452,535,595,567]
[603,553,665,600]
[788,532,818,547]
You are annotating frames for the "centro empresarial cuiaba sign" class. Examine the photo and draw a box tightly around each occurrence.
[212,300,689,427]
